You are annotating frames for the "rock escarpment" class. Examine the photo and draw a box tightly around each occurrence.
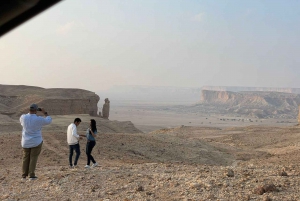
[201,90,300,119]
[202,86,300,94]
[0,84,99,117]
[298,106,300,124]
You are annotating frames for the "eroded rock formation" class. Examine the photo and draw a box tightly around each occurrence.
[202,86,300,94]
[298,106,300,124]
[0,84,100,117]
[201,90,300,119]
[102,98,110,119]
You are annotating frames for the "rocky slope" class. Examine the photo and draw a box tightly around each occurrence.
[0,84,99,117]
[200,90,300,119]
[1,125,300,200]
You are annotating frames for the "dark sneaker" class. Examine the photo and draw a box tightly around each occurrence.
[29,176,38,181]
[21,176,26,181]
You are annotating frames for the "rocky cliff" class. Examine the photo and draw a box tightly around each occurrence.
[201,90,300,119]
[202,86,300,94]
[0,84,99,117]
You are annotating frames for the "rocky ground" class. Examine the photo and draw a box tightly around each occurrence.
[1,117,300,200]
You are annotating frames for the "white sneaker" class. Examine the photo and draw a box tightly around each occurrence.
[92,163,98,167]
[84,165,90,168]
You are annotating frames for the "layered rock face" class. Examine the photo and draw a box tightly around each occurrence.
[202,86,300,94]
[0,84,99,117]
[201,90,300,119]
[298,106,300,124]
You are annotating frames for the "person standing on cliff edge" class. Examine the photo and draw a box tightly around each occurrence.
[20,104,52,181]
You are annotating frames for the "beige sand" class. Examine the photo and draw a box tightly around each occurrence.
[0,109,300,200]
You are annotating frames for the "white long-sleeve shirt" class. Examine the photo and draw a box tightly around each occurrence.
[67,123,80,145]
[20,113,52,148]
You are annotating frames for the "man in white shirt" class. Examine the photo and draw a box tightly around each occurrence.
[20,104,52,180]
[67,118,82,168]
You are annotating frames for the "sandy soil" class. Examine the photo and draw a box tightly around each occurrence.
[108,102,297,133]
[1,106,300,200]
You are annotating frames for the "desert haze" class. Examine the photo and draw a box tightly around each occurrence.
[1,85,300,200]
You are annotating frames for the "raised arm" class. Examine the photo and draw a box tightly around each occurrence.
[39,108,52,125]
[89,129,97,137]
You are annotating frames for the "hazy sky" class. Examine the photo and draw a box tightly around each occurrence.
[1,0,300,91]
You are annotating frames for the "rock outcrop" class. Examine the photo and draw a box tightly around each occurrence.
[0,84,100,117]
[298,106,300,124]
[201,90,300,119]
[102,98,110,119]
[202,86,300,94]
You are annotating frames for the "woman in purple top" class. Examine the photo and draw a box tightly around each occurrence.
[84,119,98,168]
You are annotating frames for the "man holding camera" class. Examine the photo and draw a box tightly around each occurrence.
[20,104,52,181]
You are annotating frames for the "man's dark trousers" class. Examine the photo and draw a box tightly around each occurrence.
[69,143,80,166]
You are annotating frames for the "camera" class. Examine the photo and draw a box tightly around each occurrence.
[37,108,42,111]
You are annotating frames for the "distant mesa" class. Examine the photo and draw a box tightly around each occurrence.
[200,89,300,119]
[202,86,300,94]
[0,84,99,117]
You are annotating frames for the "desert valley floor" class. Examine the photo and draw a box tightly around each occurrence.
[1,105,300,200]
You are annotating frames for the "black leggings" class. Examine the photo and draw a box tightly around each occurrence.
[86,141,96,165]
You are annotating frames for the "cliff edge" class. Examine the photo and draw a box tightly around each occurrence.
[201,90,300,119]
[0,84,100,117]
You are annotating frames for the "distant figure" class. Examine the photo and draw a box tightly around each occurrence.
[84,119,98,168]
[20,104,52,181]
[67,118,82,168]
[102,98,110,119]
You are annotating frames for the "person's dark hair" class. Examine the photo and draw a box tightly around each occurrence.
[29,108,36,112]
[74,118,81,123]
[90,119,97,133]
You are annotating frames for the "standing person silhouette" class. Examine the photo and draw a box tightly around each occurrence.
[20,104,52,180]
[84,119,98,168]
[67,118,82,168]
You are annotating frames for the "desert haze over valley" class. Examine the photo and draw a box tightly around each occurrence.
[0,84,300,200]
[2,1,300,200]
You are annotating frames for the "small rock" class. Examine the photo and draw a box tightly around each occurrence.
[59,166,67,171]
[189,183,201,189]
[225,168,234,177]
[254,186,265,195]
[146,192,152,195]
[263,184,278,192]
[136,185,144,191]
[263,196,272,201]
[279,171,288,176]
[254,183,278,195]
[245,195,251,201]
